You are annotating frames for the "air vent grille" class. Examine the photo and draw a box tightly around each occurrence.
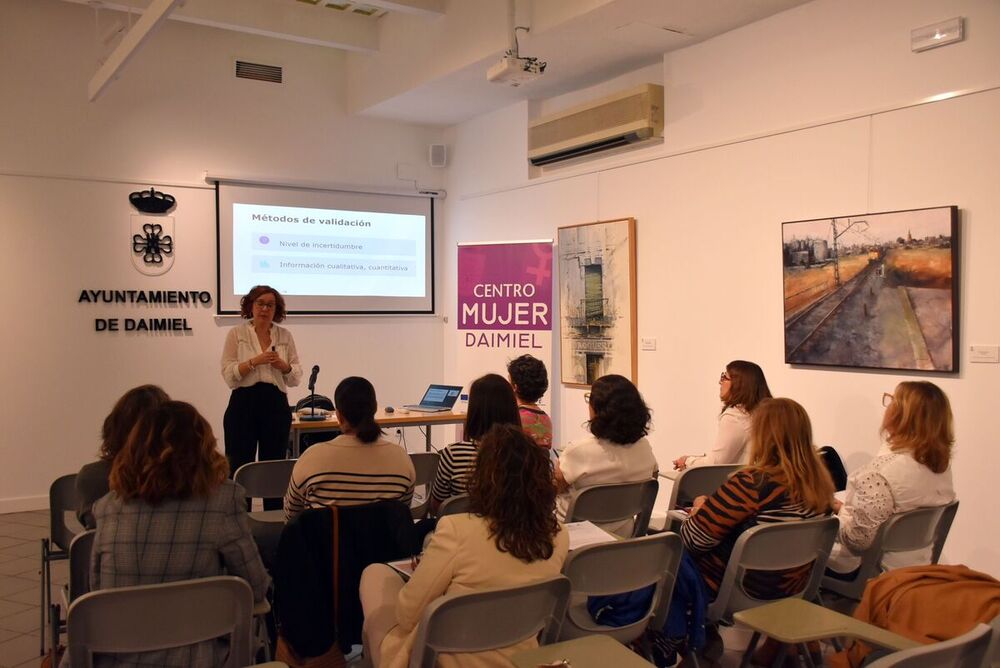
[235,61,283,84]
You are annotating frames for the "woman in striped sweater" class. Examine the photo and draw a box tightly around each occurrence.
[681,397,835,599]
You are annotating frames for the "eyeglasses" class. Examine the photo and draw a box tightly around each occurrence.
[584,392,591,403]
[882,392,894,407]
[254,300,276,310]
[719,372,731,383]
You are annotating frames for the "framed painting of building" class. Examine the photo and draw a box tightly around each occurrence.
[557,217,637,387]
[782,205,958,372]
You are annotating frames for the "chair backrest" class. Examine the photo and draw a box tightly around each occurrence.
[823,501,959,600]
[68,529,96,602]
[666,465,741,510]
[409,452,440,519]
[561,533,683,640]
[67,575,254,668]
[707,516,839,624]
[865,622,993,668]
[234,459,297,500]
[564,479,659,538]
[437,493,471,517]
[49,473,80,551]
[408,575,571,668]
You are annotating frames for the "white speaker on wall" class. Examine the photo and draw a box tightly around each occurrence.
[428,144,448,168]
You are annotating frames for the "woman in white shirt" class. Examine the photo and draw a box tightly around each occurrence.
[554,374,659,535]
[673,360,772,471]
[220,285,302,507]
[827,381,956,574]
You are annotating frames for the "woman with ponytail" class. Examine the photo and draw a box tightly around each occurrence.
[90,401,270,667]
[284,376,415,519]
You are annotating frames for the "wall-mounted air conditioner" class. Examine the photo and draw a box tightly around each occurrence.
[527,84,664,167]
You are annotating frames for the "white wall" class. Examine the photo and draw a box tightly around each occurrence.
[441,0,1000,574]
[0,0,447,511]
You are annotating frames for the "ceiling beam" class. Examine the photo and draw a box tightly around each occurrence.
[88,0,181,101]
[65,0,379,53]
[357,0,445,19]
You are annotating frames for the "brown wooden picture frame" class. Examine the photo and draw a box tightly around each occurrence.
[557,217,637,387]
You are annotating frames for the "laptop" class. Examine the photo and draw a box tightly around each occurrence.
[404,384,464,412]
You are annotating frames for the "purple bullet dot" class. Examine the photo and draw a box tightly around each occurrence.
[259,236,270,244]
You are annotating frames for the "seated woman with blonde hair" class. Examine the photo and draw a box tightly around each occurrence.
[827,381,956,575]
[88,401,270,667]
[359,423,569,668]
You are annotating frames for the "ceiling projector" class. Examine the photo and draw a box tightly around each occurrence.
[487,55,546,87]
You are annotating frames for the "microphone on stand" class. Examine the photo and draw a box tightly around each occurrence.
[301,365,326,422]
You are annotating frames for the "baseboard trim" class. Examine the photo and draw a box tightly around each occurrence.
[0,495,48,514]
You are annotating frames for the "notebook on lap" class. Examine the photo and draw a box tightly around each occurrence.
[404,384,463,413]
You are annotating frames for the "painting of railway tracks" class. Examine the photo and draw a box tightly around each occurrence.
[782,206,958,372]
[558,218,637,387]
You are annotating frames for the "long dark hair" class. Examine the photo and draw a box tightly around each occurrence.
[464,373,520,442]
[110,401,228,504]
[100,385,170,460]
[334,376,383,443]
[724,360,772,413]
[467,424,559,562]
[588,374,651,445]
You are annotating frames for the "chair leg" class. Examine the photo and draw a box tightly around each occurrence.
[740,631,761,668]
[50,603,60,655]
[771,643,789,668]
[799,643,818,668]
[39,539,48,656]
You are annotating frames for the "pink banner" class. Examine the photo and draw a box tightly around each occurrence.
[458,242,552,336]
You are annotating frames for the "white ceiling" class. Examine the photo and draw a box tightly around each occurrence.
[66,0,814,126]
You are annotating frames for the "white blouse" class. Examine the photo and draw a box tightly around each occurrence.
[556,434,659,535]
[685,405,751,468]
[828,441,955,573]
[220,320,302,393]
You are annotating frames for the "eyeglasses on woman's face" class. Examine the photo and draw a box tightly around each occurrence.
[882,392,895,407]
[719,372,732,384]
[583,392,591,403]
[254,299,276,310]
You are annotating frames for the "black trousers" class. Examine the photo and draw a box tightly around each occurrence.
[224,382,291,511]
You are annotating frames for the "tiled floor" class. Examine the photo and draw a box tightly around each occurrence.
[0,510,64,668]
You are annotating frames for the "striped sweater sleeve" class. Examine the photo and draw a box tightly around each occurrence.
[680,470,760,554]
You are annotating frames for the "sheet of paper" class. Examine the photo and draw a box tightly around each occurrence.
[565,520,618,550]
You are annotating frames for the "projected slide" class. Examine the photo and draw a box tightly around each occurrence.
[233,203,427,298]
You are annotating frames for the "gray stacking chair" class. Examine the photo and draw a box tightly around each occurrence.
[708,516,839,627]
[409,452,440,519]
[564,478,659,538]
[50,529,95,652]
[234,459,296,567]
[407,575,571,668]
[66,575,254,668]
[821,500,960,602]
[437,493,472,517]
[558,532,683,648]
[865,622,993,668]
[233,459,297,518]
[661,465,741,532]
[41,473,80,655]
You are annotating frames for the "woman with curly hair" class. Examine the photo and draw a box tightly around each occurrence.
[507,354,553,448]
[75,384,170,528]
[359,424,568,668]
[221,285,302,496]
[673,360,772,471]
[554,374,659,535]
[89,401,270,667]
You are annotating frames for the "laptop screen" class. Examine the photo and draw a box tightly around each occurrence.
[419,384,463,408]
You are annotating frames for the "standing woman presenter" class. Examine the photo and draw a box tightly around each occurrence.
[221,286,301,501]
